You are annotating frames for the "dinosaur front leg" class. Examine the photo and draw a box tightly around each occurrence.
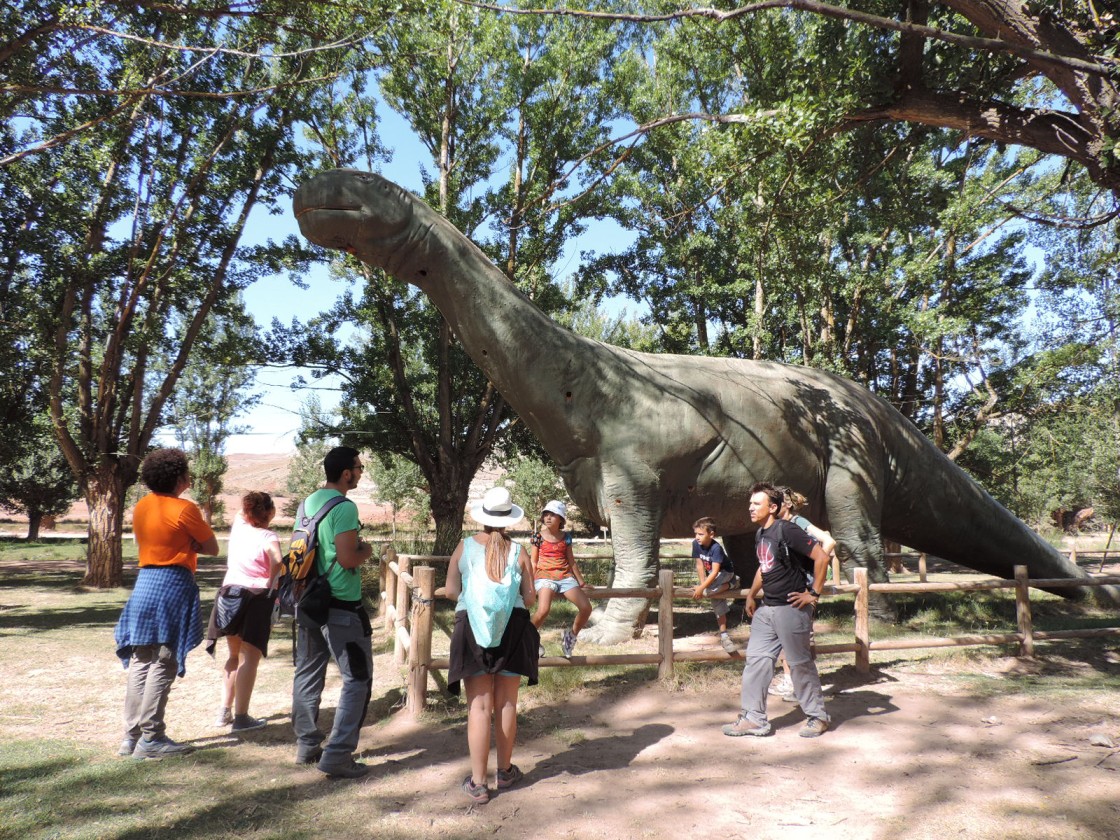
[579,470,665,645]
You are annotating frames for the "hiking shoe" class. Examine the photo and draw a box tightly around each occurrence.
[132,736,194,759]
[496,764,523,790]
[781,691,799,704]
[231,714,266,732]
[462,775,490,803]
[721,715,772,737]
[117,737,137,757]
[719,634,738,654]
[213,707,233,727]
[768,675,793,696]
[317,757,370,779]
[799,718,829,738]
[295,747,323,766]
[561,629,577,657]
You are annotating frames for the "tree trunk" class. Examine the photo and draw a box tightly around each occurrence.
[430,484,469,557]
[84,467,127,587]
[26,511,42,541]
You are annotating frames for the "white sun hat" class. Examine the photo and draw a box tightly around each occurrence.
[542,500,567,521]
[469,486,525,528]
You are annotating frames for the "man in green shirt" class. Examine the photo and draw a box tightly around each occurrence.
[291,446,374,778]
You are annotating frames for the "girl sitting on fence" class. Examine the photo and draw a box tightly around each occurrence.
[529,500,593,658]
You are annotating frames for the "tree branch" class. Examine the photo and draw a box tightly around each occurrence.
[455,0,1115,77]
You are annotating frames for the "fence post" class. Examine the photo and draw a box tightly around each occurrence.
[394,553,411,665]
[407,566,435,718]
[831,553,841,587]
[854,567,870,674]
[1014,564,1034,658]
[658,569,675,680]
[918,552,928,582]
[383,545,398,632]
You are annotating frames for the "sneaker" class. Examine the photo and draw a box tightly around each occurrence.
[295,747,323,766]
[561,629,577,657]
[213,707,233,727]
[799,717,829,738]
[719,634,738,654]
[781,691,799,704]
[317,757,370,779]
[496,763,523,790]
[117,737,137,757]
[721,715,772,737]
[768,675,793,696]
[231,713,267,732]
[132,736,194,759]
[462,775,490,803]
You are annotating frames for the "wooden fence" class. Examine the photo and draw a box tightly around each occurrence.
[377,546,1120,718]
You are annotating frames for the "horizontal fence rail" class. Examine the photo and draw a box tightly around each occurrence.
[375,545,1120,718]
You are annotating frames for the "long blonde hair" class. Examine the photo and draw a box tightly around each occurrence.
[482,526,512,582]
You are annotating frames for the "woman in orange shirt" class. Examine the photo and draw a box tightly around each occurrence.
[114,448,218,759]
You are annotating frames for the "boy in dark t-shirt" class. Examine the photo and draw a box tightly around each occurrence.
[690,517,739,654]
[722,482,832,740]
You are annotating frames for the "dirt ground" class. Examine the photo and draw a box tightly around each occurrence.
[2,556,1119,839]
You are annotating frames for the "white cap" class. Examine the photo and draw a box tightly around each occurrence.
[469,487,525,528]
[542,500,567,521]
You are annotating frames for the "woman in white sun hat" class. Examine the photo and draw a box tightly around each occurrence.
[445,486,538,803]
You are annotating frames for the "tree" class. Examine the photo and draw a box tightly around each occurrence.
[283,396,334,517]
[164,309,260,526]
[2,7,385,586]
[0,413,80,540]
[472,1,1120,196]
[369,454,427,538]
[293,3,624,554]
[503,455,564,528]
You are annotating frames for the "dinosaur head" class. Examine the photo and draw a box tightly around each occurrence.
[292,169,415,268]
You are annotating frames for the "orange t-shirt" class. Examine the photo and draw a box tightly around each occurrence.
[132,493,215,573]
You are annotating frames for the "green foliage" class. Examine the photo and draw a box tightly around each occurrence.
[0,414,80,539]
[504,455,564,526]
[369,453,428,537]
[283,397,333,516]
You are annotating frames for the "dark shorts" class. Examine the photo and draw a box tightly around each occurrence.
[206,587,276,657]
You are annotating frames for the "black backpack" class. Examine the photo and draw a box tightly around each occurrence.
[277,495,351,627]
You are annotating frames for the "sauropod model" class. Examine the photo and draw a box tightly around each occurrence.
[294,169,1114,643]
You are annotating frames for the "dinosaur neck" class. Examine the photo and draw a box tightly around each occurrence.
[354,186,601,453]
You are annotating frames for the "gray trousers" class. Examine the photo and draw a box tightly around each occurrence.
[292,607,373,765]
[123,644,178,740]
[740,603,828,724]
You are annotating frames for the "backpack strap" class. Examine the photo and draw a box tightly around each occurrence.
[305,494,354,575]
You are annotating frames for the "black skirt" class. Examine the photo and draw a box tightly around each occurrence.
[447,607,540,696]
[205,585,276,657]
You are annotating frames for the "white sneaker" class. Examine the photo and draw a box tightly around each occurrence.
[768,675,793,696]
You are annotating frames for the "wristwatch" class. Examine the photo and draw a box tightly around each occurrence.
[809,589,821,598]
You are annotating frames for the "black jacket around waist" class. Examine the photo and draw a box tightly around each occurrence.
[447,607,539,695]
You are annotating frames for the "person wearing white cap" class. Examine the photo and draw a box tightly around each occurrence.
[445,486,539,803]
[529,500,592,658]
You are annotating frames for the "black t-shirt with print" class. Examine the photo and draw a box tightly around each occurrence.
[754,519,818,606]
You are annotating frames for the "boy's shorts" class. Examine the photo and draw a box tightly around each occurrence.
[535,576,581,594]
[703,570,739,618]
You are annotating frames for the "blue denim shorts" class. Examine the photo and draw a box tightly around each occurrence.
[535,576,581,594]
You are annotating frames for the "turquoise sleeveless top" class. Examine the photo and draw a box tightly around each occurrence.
[455,537,524,648]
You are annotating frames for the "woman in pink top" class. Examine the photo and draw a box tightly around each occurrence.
[206,492,282,732]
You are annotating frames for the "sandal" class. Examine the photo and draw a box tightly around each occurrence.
[461,775,490,803]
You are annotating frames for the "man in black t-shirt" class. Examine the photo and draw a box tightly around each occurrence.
[722,481,832,739]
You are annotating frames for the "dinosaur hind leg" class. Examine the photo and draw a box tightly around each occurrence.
[579,475,664,645]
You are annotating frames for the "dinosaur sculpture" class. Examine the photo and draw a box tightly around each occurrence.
[293,169,1115,643]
